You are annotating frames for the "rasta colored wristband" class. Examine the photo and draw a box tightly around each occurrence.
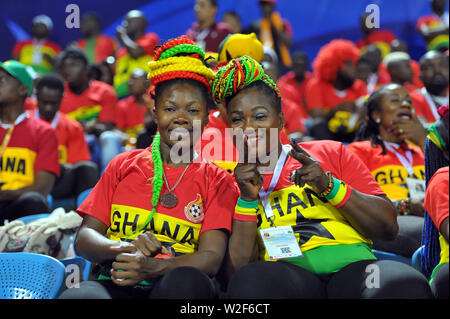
[234,197,259,222]
[325,178,352,208]
[237,197,259,209]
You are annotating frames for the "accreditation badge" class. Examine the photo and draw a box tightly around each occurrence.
[259,226,303,260]
[406,178,426,201]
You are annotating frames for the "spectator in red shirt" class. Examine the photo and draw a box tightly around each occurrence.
[410,50,449,123]
[277,51,312,137]
[416,0,449,52]
[390,39,424,89]
[33,73,99,209]
[305,39,367,142]
[58,47,122,172]
[116,69,154,149]
[186,0,234,54]
[356,45,391,95]
[114,10,159,98]
[11,15,62,75]
[382,52,418,93]
[246,0,293,69]
[357,12,397,58]
[0,61,59,223]
[76,12,118,64]
[222,11,242,34]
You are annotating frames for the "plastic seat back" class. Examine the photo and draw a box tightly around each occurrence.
[0,252,66,299]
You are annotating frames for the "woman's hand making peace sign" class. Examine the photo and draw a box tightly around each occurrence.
[289,141,329,194]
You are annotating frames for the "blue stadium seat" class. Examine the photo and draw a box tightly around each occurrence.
[372,249,412,265]
[0,252,66,299]
[60,256,88,281]
[76,188,93,208]
[70,234,92,281]
[411,245,425,272]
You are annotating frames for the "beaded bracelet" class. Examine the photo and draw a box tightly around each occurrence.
[318,172,334,197]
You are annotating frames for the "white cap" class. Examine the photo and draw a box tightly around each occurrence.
[32,14,53,30]
[383,52,410,68]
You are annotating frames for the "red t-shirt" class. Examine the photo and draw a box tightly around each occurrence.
[29,109,91,164]
[277,71,311,131]
[0,114,60,190]
[347,140,425,200]
[305,77,367,110]
[186,22,234,53]
[424,166,449,230]
[77,148,238,254]
[268,140,384,197]
[410,88,449,123]
[76,34,118,63]
[357,30,397,57]
[11,39,62,74]
[59,80,117,124]
[116,96,148,132]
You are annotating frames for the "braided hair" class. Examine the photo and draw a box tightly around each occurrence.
[354,84,393,153]
[421,107,449,278]
[211,55,281,110]
[139,36,214,231]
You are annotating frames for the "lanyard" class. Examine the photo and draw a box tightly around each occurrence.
[421,87,440,122]
[259,144,292,225]
[384,142,414,176]
[0,125,14,159]
[35,110,59,128]
[0,111,29,159]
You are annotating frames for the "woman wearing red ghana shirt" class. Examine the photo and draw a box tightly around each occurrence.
[349,83,428,258]
[212,56,432,299]
[59,37,238,299]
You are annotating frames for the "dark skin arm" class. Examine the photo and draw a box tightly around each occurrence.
[116,26,145,59]
[0,171,56,201]
[84,120,116,137]
[440,217,449,243]
[223,140,262,278]
[76,213,228,286]
[389,112,427,151]
[111,229,228,286]
[289,142,398,240]
[74,215,137,264]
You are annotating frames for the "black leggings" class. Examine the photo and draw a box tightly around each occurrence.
[431,263,449,299]
[58,266,218,299]
[226,260,434,299]
[0,191,49,225]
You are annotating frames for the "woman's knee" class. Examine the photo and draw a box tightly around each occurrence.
[431,263,449,299]
[226,261,326,299]
[329,260,433,299]
[150,267,217,299]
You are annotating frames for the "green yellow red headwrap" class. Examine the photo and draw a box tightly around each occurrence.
[211,55,280,105]
[147,36,215,93]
